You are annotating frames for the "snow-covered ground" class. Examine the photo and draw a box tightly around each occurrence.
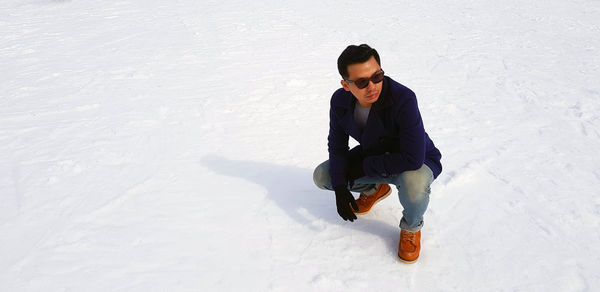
[2,0,600,291]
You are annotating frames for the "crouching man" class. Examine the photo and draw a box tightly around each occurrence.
[313,44,442,263]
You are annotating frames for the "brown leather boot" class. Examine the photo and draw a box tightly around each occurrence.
[398,230,421,263]
[353,184,392,215]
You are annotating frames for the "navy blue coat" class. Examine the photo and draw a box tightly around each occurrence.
[327,76,442,188]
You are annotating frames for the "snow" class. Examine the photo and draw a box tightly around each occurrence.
[1,0,600,291]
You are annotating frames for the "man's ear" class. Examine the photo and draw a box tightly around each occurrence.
[341,80,350,91]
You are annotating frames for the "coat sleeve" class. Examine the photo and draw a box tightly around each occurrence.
[327,101,350,188]
[362,93,426,177]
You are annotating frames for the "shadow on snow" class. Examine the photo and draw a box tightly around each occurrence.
[200,155,401,255]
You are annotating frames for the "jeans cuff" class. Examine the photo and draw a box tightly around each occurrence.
[362,184,378,195]
[400,218,424,232]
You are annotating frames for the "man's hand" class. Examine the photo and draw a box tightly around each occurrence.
[334,186,358,222]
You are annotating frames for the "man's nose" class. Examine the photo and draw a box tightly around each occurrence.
[366,80,376,90]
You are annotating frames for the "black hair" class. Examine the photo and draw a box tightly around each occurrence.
[337,44,381,79]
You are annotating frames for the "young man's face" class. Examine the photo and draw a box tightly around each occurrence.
[341,56,383,108]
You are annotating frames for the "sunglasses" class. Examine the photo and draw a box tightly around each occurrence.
[344,70,385,89]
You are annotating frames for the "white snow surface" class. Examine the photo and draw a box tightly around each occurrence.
[2,0,600,291]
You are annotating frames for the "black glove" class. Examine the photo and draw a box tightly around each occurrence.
[347,157,365,188]
[334,186,358,222]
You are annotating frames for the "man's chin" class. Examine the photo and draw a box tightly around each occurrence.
[365,93,379,101]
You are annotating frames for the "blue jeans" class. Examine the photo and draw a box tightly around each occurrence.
[313,160,434,232]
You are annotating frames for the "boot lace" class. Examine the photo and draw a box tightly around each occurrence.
[401,231,416,244]
[358,193,368,202]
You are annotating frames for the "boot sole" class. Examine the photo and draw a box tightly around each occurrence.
[398,255,419,264]
[354,187,392,215]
